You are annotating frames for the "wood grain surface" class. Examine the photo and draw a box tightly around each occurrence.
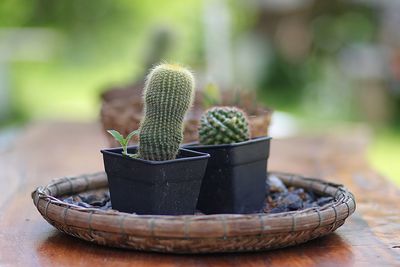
[0,121,399,266]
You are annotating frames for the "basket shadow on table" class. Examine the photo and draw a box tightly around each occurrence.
[37,230,354,266]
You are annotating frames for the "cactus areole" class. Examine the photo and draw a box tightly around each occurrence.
[138,64,195,161]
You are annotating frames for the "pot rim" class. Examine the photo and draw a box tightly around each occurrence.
[101,146,210,165]
[183,136,272,150]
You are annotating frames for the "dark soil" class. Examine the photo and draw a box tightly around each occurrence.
[62,175,334,214]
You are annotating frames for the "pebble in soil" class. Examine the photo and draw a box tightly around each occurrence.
[63,191,112,210]
[263,175,334,213]
[62,175,334,214]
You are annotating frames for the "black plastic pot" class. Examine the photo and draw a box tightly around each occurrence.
[101,146,210,215]
[183,136,271,214]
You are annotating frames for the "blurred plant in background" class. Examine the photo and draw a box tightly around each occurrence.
[0,0,204,123]
[0,0,399,183]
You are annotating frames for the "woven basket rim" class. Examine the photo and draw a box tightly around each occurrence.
[32,172,355,240]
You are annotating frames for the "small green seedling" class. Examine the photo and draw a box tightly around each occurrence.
[107,129,139,158]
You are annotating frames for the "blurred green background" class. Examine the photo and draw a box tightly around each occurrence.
[0,0,399,185]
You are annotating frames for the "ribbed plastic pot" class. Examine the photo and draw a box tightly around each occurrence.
[101,146,210,215]
[183,136,272,214]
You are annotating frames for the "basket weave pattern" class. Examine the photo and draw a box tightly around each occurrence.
[32,172,355,253]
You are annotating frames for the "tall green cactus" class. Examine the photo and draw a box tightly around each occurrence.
[199,106,250,145]
[138,63,195,161]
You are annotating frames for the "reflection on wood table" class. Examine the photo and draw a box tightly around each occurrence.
[0,121,399,266]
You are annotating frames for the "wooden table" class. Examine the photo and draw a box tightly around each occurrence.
[0,121,399,266]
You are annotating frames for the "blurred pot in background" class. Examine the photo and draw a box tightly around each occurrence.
[100,84,272,147]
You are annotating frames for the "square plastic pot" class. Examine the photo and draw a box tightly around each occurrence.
[101,146,210,215]
[183,136,271,214]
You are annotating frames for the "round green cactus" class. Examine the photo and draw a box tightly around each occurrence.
[138,63,195,161]
[199,106,250,145]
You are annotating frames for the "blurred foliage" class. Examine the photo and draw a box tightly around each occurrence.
[368,127,400,185]
[1,0,204,121]
[0,0,386,122]
[0,0,204,62]
[202,83,221,109]
[259,1,378,117]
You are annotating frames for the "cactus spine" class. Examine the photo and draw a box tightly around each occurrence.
[138,63,195,161]
[199,106,250,145]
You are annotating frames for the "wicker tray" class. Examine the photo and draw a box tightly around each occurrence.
[32,172,355,254]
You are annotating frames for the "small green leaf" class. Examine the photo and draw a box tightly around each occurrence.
[107,130,126,146]
[125,129,139,144]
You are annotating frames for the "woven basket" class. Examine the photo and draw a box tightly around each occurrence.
[32,172,355,254]
[100,88,273,147]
